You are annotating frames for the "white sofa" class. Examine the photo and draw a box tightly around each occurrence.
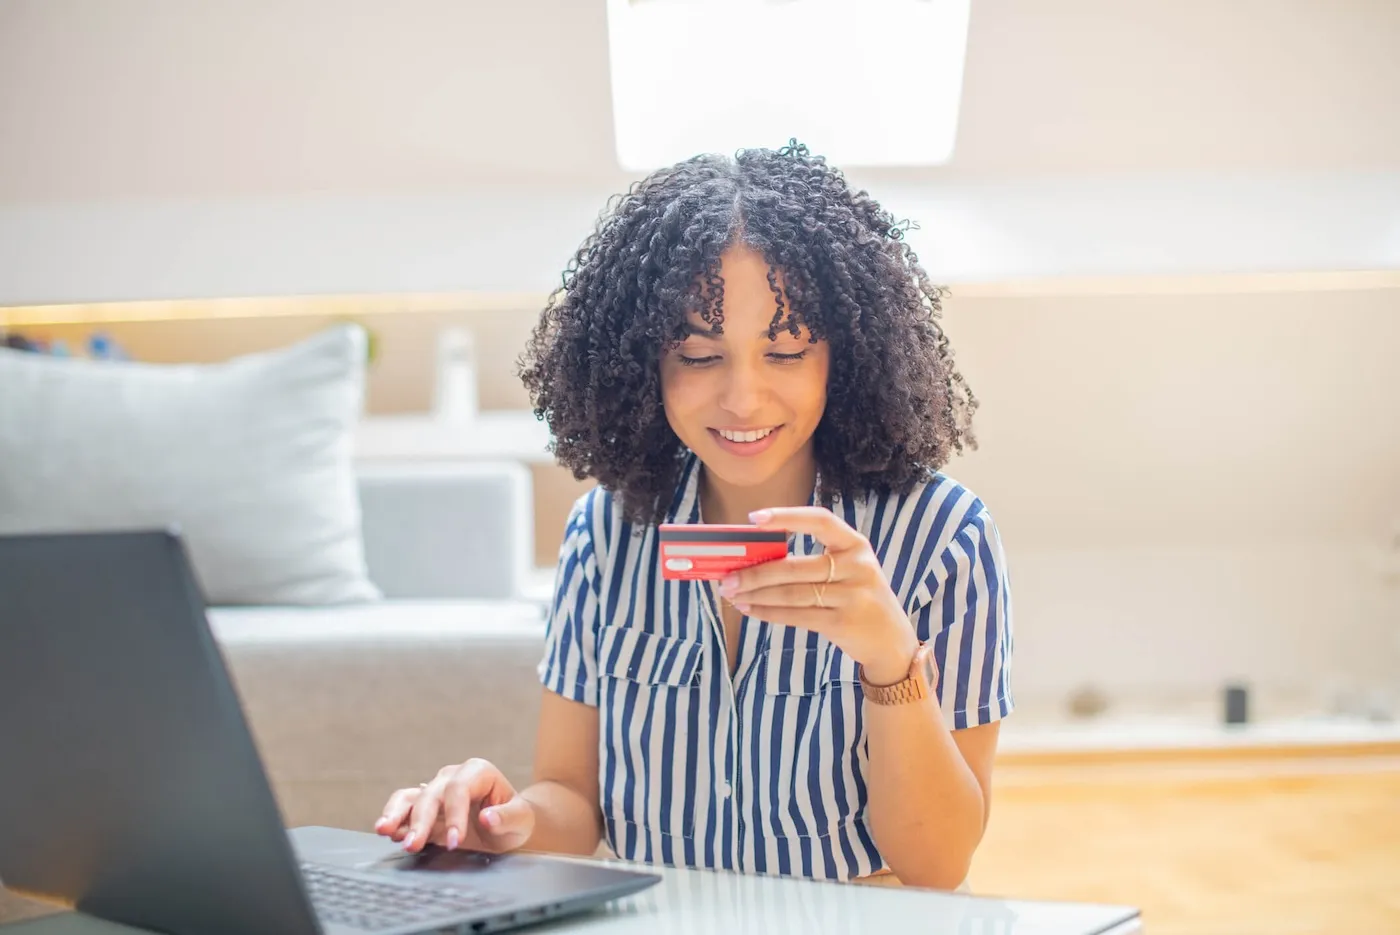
[215,459,557,833]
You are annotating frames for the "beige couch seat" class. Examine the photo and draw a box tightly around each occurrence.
[212,601,549,833]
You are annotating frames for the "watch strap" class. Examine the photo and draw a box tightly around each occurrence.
[859,644,934,706]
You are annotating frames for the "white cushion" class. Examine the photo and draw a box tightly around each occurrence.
[0,325,380,605]
[207,600,546,645]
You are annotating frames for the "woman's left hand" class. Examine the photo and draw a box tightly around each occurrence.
[718,506,921,686]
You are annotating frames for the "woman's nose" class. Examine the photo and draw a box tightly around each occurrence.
[718,361,766,419]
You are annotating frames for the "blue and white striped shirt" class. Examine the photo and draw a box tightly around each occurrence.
[538,452,1014,881]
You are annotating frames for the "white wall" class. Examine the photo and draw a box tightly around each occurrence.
[944,289,1400,544]
[3,0,1398,199]
[2,0,1399,304]
[1006,543,1395,703]
[940,286,1400,706]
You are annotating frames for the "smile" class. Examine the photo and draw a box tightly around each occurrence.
[709,425,784,457]
[716,427,777,443]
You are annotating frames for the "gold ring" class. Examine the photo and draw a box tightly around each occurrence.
[418,782,429,788]
[813,583,826,608]
[824,552,836,584]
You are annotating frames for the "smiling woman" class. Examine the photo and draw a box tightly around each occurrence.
[657,245,832,519]
[376,140,1014,892]
[519,140,977,528]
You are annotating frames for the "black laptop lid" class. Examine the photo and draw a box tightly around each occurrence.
[0,530,321,935]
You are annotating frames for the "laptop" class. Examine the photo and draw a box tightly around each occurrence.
[0,530,661,935]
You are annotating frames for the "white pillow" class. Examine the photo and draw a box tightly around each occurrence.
[0,324,381,605]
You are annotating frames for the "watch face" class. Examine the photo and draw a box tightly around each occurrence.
[918,646,937,688]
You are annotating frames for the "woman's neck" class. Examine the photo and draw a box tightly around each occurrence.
[698,451,818,526]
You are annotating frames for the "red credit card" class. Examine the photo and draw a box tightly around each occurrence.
[658,524,788,580]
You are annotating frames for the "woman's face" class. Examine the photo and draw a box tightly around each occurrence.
[659,244,830,492]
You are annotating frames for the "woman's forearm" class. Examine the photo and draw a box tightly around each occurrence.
[864,695,986,889]
[518,780,604,856]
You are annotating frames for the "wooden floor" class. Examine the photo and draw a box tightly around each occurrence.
[4,749,1398,933]
[968,749,1400,935]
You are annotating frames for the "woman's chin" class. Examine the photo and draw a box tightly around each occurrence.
[698,445,803,494]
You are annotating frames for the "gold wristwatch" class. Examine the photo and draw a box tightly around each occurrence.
[859,644,936,705]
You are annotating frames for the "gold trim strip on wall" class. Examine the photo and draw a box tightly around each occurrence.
[3,271,1398,327]
[949,269,1400,298]
[0,291,553,328]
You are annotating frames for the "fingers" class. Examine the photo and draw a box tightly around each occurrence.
[738,605,836,634]
[402,776,446,853]
[440,759,511,851]
[748,507,865,551]
[476,795,535,851]
[396,812,444,845]
[374,787,421,838]
[731,581,845,611]
[722,551,839,596]
[381,760,521,855]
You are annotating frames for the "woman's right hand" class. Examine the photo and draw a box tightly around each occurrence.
[374,758,536,854]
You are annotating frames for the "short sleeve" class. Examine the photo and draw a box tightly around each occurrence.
[911,508,1014,730]
[536,493,604,706]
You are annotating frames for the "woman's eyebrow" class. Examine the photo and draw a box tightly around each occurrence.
[679,321,806,339]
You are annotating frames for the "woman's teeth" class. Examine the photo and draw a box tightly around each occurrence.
[718,427,775,443]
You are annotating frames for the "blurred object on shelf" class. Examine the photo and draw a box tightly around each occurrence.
[1067,685,1110,719]
[1362,689,1395,724]
[433,326,479,424]
[87,331,129,360]
[332,317,379,363]
[1,328,133,360]
[2,331,40,352]
[1224,683,1250,725]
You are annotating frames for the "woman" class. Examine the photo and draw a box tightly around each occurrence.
[375,141,1013,889]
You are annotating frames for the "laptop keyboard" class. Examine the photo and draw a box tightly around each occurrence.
[300,862,510,932]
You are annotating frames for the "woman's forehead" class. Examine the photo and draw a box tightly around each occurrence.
[680,303,808,339]
[682,250,806,335]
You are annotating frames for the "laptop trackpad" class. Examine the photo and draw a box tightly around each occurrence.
[293,826,612,891]
[362,846,568,888]
[370,849,503,873]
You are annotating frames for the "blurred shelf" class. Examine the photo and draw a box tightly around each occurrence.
[948,269,1400,298]
[0,291,548,328]
[520,566,558,605]
[5,271,1400,329]
[354,411,555,464]
[998,716,1400,757]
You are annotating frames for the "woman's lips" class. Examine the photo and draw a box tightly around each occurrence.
[709,426,782,457]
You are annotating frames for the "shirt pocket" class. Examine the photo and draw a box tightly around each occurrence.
[599,625,702,688]
[596,626,704,839]
[757,641,863,839]
[761,642,859,695]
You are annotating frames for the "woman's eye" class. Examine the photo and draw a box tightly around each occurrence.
[675,350,806,367]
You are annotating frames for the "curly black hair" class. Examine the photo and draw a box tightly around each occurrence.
[518,140,977,526]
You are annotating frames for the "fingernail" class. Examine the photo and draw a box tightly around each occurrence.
[749,510,771,524]
[446,827,460,850]
[481,809,500,829]
[734,602,750,613]
[402,831,415,850]
[719,574,738,594]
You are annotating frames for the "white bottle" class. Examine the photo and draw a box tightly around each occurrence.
[433,326,479,424]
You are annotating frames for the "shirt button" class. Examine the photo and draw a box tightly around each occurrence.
[720,781,732,798]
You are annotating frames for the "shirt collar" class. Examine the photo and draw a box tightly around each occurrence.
[662,448,832,530]
[664,450,704,525]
